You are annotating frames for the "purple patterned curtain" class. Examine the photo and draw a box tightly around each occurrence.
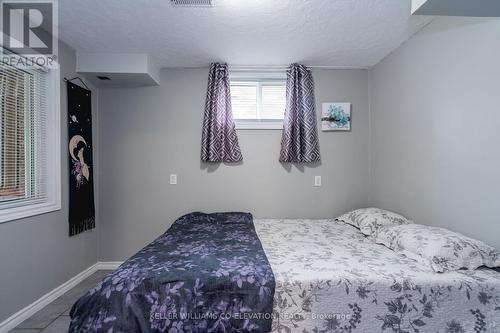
[279,64,321,163]
[201,63,242,163]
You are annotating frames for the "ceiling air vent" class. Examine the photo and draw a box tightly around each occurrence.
[171,0,213,7]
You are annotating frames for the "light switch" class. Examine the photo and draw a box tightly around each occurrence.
[314,176,322,187]
[170,174,177,185]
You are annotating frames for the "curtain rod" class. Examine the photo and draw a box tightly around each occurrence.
[229,65,369,71]
[169,64,369,70]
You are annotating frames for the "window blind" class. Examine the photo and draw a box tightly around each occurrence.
[0,60,48,207]
[261,84,286,120]
[231,84,257,119]
[230,81,286,120]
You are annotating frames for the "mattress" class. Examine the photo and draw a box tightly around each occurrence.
[254,219,500,333]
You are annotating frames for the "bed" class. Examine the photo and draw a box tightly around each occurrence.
[254,219,500,333]
[69,213,500,332]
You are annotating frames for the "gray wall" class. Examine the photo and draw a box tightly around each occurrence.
[0,41,100,322]
[98,68,370,261]
[370,17,500,249]
[3,13,500,326]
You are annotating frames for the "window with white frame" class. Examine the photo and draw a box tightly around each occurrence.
[0,52,61,223]
[230,71,286,129]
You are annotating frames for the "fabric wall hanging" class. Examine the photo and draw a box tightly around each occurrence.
[201,63,242,163]
[279,64,321,163]
[67,81,95,236]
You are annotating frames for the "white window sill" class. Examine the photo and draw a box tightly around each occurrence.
[235,121,283,130]
[0,201,61,224]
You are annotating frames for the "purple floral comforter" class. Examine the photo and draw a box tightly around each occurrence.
[69,212,275,333]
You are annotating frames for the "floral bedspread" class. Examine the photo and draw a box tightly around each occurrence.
[254,219,500,333]
[69,212,275,333]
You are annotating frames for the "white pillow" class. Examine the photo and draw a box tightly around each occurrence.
[335,207,412,236]
[374,224,500,272]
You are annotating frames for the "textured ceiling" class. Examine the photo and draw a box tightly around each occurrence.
[58,0,432,68]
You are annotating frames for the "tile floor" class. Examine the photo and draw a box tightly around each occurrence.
[9,270,112,333]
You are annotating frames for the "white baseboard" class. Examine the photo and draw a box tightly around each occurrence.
[0,261,122,333]
[97,261,123,270]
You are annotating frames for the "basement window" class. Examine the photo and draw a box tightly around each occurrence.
[0,51,61,223]
[230,71,286,130]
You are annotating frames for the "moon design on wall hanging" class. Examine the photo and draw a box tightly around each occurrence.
[69,134,90,185]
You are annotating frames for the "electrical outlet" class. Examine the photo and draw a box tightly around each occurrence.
[314,176,321,187]
[170,174,177,185]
